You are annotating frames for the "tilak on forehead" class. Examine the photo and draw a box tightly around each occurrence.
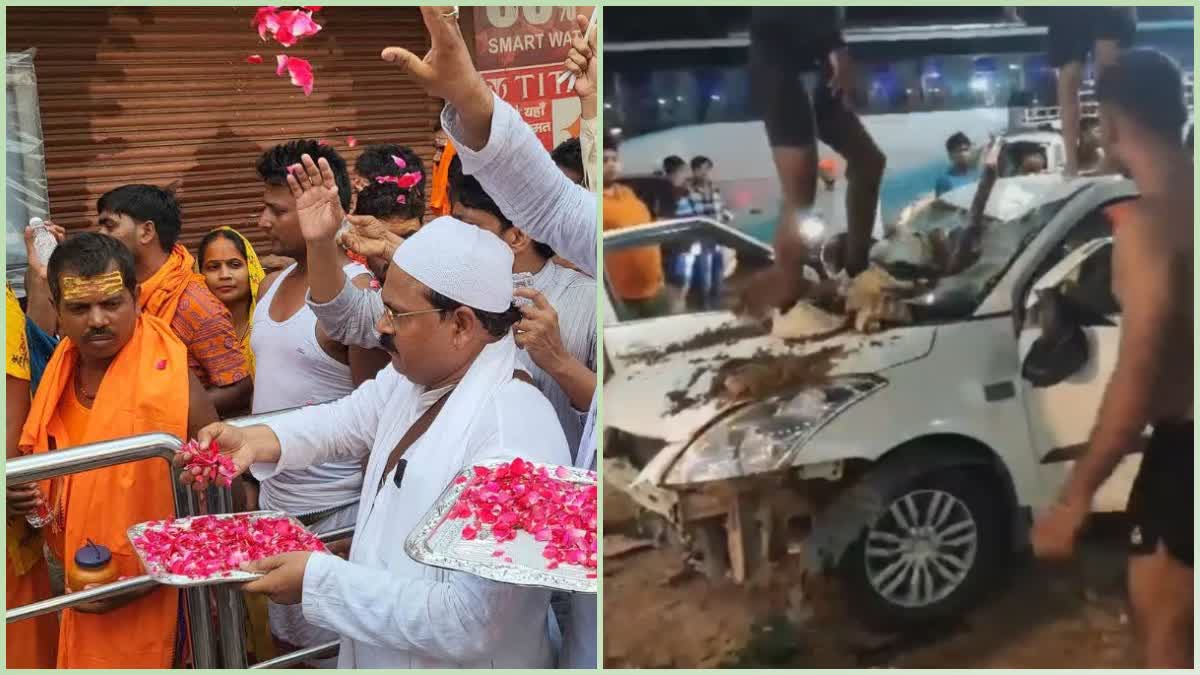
[61,270,125,302]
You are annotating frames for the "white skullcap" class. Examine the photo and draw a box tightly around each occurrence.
[393,216,514,313]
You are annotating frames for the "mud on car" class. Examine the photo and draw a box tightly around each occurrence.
[603,175,1141,628]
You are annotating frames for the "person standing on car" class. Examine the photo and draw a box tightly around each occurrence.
[739,6,886,317]
[1012,7,1135,176]
[1032,49,1192,668]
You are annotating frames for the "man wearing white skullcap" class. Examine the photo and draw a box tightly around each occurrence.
[188,154,571,668]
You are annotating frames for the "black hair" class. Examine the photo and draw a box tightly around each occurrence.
[353,144,427,221]
[662,155,686,175]
[945,131,971,153]
[603,132,620,152]
[256,139,353,212]
[47,232,138,304]
[196,229,250,268]
[428,289,522,339]
[551,137,584,177]
[96,184,182,253]
[448,156,556,260]
[690,155,713,171]
[1096,49,1188,144]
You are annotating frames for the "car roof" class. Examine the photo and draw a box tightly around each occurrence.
[1003,130,1062,144]
[936,174,1125,222]
[603,216,775,261]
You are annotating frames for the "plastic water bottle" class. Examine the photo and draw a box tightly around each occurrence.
[512,272,534,307]
[29,217,58,266]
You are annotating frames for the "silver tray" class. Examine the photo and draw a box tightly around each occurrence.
[405,460,598,594]
[127,510,326,587]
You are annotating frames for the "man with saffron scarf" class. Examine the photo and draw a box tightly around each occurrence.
[6,283,58,668]
[19,233,219,668]
[95,184,251,416]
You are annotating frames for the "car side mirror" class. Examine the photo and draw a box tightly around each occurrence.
[1021,288,1090,388]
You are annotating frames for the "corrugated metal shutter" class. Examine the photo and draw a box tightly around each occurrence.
[5,6,440,254]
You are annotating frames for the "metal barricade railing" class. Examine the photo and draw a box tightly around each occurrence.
[4,433,220,668]
[5,415,357,669]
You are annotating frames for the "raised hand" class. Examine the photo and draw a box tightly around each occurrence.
[565,13,597,101]
[381,6,485,107]
[286,153,344,243]
[24,220,67,279]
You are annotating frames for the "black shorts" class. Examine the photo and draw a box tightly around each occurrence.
[1043,8,1136,68]
[1127,420,1193,566]
[749,42,863,150]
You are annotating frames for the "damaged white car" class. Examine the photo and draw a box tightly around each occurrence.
[603,174,1139,628]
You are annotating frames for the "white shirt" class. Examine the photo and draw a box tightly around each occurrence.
[253,337,571,668]
[444,94,598,668]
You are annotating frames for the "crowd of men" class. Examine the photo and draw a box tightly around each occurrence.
[6,7,598,670]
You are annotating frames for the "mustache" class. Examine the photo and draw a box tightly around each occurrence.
[379,332,397,354]
[83,329,114,341]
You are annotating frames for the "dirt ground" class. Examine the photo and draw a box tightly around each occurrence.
[603,490,1139,669]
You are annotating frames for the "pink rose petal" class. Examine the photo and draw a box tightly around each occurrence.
[391,154,407,170]
[347,136,357,148]
[156,359,167,370]
[246,54,264,64]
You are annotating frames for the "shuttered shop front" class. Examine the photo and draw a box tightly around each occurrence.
[6,6,443,254]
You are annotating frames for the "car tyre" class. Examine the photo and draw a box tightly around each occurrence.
[838,467,1009,630]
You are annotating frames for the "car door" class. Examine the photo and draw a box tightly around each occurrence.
[1017,234,1138,510]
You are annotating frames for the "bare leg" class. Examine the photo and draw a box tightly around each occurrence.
[839,130,885,277]
[1058,61,1084,176]
[1128,543,1194,667]
[770,145,819,270]
[814,88,886,277]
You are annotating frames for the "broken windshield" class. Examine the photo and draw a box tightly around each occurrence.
[896,192,1074,320]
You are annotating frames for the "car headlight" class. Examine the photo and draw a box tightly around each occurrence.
[663,374,887,486]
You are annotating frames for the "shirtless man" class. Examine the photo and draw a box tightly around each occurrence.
[1032,49,1193,667]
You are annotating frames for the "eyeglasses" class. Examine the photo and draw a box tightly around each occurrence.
[382,305,444,332]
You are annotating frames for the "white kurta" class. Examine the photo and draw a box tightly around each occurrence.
[252,336,571,668]
[445,94,599,668]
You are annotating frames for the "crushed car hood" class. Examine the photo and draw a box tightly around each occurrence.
[605,313,936,444]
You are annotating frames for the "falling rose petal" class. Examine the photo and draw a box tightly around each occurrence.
[391,154,407,170]
[156,359,167,370]
[274,55,314,96]
[252,6,281,40]
[346,136,357,148]
[246,54,264,64]
[273,9,321,47]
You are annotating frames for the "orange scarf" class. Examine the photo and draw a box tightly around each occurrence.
[19,314,188,669]
[430,140,457,216]
[139,244,205,322]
